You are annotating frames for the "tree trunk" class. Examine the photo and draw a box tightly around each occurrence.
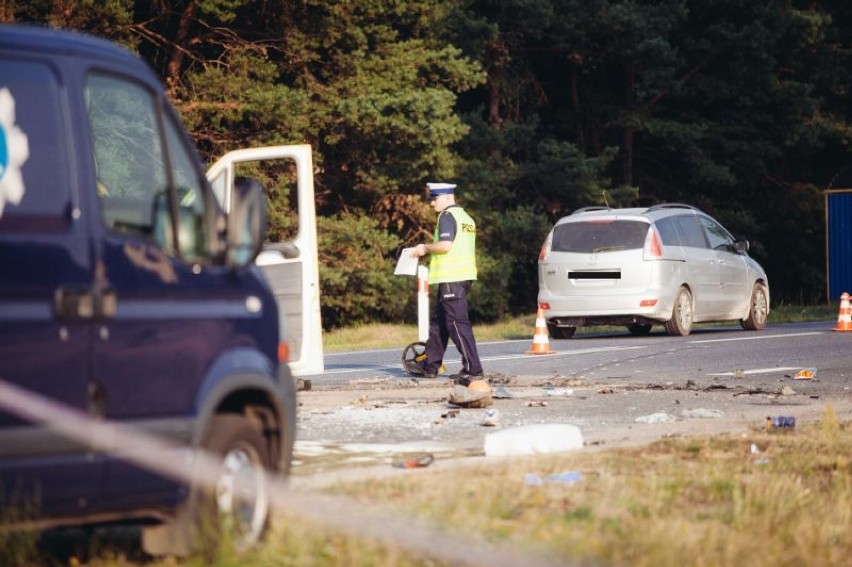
[488,78,501,126]
[568,55,585,152]
[623,127,634,188]
[166,0,197,95]
[622,62,636,187]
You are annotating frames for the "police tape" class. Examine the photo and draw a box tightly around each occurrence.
[0,379,570,567]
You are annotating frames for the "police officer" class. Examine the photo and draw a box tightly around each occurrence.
[408,182,484,384]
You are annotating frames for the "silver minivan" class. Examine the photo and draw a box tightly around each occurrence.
[537,204,769,338]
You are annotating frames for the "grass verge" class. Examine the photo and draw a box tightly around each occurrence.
[283,405,849,567]
[84,405,847,567]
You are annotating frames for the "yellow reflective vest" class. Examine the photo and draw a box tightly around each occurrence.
[429,207,477,284]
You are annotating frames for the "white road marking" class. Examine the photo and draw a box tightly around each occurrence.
[481,345,646,363]
[322,345,646,375]
[690,331,823,344]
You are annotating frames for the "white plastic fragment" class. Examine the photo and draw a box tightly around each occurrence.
[681,408,723,419]
[544,388,574,397]
[634,412,677,424]
[484,424,583,457]
[482,409,500,427]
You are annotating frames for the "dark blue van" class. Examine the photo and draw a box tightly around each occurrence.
[0,25,295,555]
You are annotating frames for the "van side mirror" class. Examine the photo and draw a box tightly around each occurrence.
[226,177,268,268]
[734,239,749,254]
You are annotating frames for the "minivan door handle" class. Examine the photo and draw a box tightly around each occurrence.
[54,286,95,320]
[54,287,116,320]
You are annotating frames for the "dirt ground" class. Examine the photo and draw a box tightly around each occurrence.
[290,372,852,484]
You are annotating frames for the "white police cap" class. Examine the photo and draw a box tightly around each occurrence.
[426,182,457,198]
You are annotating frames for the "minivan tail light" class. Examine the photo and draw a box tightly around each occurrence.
[643,227,663,259]
[278,341,290,363]
[538,234,553,262]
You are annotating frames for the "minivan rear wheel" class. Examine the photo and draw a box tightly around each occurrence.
[546,322,576,339]
[740,283,768,331]
[665,287,693,336]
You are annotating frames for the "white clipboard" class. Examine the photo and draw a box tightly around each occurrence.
[394,248,419,276]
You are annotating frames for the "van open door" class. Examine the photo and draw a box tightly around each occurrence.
[207,145,324,375]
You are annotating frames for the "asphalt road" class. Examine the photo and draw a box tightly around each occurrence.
[292,320,852,476]
[314,320,847,389]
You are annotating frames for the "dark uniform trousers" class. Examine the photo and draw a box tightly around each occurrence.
[423,281,483,375]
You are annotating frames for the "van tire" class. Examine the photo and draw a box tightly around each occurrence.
[142,414,272,558]
[740,283,768,331]
[665,287,693,336]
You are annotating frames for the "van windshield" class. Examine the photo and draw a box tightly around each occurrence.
[551,220,649,253]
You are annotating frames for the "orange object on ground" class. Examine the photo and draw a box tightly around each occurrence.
[834,292,852,331]
[468,378,492,395]
[392,454,434,469]
[525,307,556,354]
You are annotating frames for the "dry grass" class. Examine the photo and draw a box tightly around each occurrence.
[15,407,851,566]
[315,404,851,567]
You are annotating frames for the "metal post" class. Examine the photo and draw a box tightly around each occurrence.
[417,265,429,342]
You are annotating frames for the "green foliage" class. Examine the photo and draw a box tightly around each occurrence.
[316,213,407,330]
[12,0,852,319]
[11,0,137,49]
[177,49,313,157]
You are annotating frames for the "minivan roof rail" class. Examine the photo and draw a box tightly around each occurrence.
[571,206,611,215]
[645,203,698,212]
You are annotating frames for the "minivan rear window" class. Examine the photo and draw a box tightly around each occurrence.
[551,220,649,253]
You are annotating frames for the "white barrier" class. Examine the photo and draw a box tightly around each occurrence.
[417,265,429,342]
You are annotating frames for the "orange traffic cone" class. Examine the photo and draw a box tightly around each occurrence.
[833,292,852,331]
[525,308,556,354]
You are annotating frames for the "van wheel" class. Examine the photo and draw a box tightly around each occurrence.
[142,414,272,558]
[665,287,693,336]
[740,284,768,331]
[627,323,652,336]
[546,322,576,339]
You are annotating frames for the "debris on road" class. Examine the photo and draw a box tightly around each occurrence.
[544,388,574,397]
[491,386,514,399]
[524,470,582,486]
[794,368,816,380]
[448,383,492,408]
[482,409,500,427]
[484,424,584,457]
[765,416,796,431]
[681,408,723,419]
[392,454,435,469]
[635,412,677,424]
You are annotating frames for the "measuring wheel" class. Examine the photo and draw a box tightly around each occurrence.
[402,341,428,376]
